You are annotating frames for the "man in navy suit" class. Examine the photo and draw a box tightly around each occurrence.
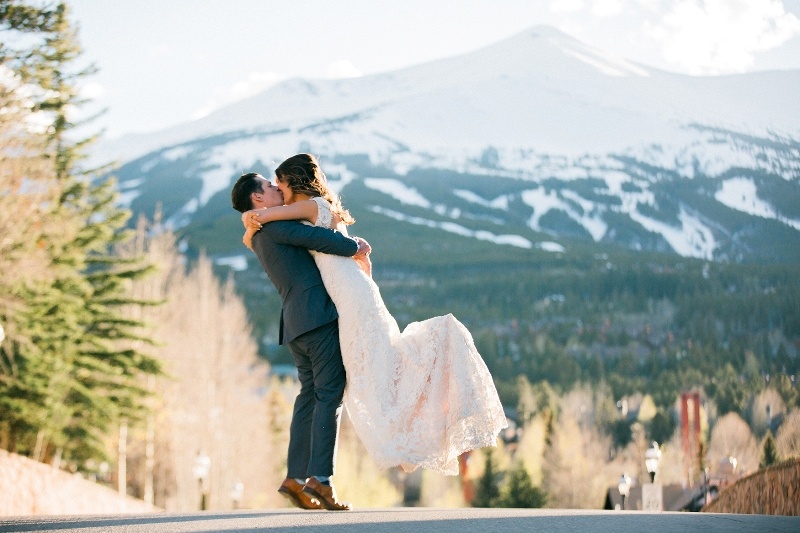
[232,173,368,510]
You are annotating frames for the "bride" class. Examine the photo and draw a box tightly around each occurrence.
[241,153,507,475]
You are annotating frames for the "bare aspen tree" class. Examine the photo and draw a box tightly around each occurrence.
[118,219,275,510]
[707,412,759,475]
[775,409,800,459]
[541,396,615,508]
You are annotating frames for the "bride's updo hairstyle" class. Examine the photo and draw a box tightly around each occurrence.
[275,153,355,225]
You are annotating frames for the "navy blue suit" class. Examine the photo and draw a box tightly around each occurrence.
[251,220,358,478]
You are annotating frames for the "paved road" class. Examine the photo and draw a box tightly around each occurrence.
[1,508,798,533]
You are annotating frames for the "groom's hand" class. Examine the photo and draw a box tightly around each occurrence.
[353,237,371,258]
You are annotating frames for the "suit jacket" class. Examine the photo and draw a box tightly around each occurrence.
[250,220,358,345]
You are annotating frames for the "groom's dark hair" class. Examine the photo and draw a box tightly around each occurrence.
[231,172,265,213]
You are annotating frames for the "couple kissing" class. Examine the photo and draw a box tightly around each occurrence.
[231,153,506,510]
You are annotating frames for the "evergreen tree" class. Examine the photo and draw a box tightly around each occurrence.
[0,49,60,452]
[0,1,161,464]
[0,0,69,457]
[760,430,779,469]
[499,462,547,508]
[648,409,676,446]
[472,448,501,507]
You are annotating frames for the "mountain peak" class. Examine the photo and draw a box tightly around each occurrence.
[93,25,797,165]
[518,24,579,41]
[477,24,651,79]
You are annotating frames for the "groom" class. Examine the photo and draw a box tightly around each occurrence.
[231,172,369,511]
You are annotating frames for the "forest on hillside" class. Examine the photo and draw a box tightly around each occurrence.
[229,203,800,418]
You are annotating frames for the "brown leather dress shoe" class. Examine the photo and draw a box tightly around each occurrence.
[278,478,322,510]
[302,477,352,511]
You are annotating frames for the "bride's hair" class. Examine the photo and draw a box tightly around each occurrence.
[275,153,354,225]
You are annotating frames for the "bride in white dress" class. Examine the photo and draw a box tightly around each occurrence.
[243,154,507,475]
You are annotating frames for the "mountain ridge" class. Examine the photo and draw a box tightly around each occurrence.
[105,25,800,265]
[95,25,800,163]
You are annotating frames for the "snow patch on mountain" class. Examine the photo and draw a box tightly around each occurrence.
[162,146,193,161]
[140,160,158,173]
[522,188,570,231]
[166,132,369,209]
[117,177,144,206]
[118,189,140,206]
[370,206,532,249]
[322,163,358,195]
[364,178,431,208]
[520,188,608,241]
[453,189,510,210]
[716,177,775,218]
[165,198,199,229]
[629,207,716,259]
[562,48,649,78]
[716,177,800,231]
[537,241,566,253]
[559,190,608,241]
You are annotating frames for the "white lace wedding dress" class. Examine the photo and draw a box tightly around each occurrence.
[307,197,507,475]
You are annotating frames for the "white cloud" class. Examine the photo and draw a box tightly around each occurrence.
[646,0,800,74]
[592,0,624,17]
[191,71,286,120]
[630,0,663,12]
[147,45,171,58]
[550,0,586,13]
[325,60,363,79]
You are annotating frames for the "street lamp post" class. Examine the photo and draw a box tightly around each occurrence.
[192,452,211,511]
[618,473,631,510]
[643,441,663,511]
[230,481,244,510]
[645,441,662,483]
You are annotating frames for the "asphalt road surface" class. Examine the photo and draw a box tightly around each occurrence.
[1,508,798,533]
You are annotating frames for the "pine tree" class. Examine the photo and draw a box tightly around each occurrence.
[760,430,779,469]
[0,1,161,464]
[472,448,501,507]
[499,462,547,508]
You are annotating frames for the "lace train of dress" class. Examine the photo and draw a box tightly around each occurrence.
[308,197,507,475]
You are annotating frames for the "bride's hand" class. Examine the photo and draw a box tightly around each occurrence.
[242,209,263,231]
[353,237,372,258]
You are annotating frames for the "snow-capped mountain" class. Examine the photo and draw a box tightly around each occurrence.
[105,26,800,264]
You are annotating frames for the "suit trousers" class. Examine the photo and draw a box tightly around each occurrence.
[286,319,347,478]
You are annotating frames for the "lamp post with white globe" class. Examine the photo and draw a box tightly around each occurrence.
[618,473,631,510]
[230,481,244,510]
[643,441,664,511]
[645,441,662,483]
[192,452,211,511]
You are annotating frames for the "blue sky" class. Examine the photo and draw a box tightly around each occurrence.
[68,0,800,139]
